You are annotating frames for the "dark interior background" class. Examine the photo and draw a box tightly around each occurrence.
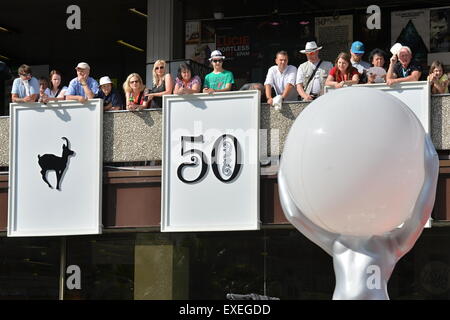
[1,0,449,114]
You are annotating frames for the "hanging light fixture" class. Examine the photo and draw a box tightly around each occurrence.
[269,9,281,26]
[116,40,144,52]
[128,8,148,18]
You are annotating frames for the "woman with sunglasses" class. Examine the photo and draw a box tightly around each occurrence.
[145,60,174,108]
[203,50,234,93]
[123,73,149,111]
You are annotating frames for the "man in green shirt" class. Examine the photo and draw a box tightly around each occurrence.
[203,50,235,93]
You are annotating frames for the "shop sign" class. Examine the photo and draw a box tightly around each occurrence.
[162,91,260,232]
[8,100,103,236]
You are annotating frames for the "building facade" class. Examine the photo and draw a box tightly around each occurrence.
[0,0,449,300]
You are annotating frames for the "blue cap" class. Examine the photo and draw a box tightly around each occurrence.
[351,41,365,54]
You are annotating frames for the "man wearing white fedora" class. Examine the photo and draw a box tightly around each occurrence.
[95,76,123,111]
[296,41,333,101]
[264,50,298,106]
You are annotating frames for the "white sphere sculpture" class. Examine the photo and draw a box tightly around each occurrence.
[281,87,426,236]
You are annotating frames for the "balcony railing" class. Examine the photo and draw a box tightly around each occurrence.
[0,92,449,167]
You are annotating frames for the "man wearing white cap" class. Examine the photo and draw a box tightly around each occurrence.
[296,41,333,101]
[264,50,298,105]
[386,46,422,86]
[65,62,99,103]
[95,76,123,111]
[203,50,235,93]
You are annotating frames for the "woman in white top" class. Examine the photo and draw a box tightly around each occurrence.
[47,70,68,101]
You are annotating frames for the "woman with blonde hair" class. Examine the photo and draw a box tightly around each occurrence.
[325,52,360,88]
[123,73,149,111]
[145,60,174,108]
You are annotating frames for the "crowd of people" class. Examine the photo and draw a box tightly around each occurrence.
[10,40,450,111]
[263,40,448,107]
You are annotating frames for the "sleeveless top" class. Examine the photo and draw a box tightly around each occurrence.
[150,79,166,108]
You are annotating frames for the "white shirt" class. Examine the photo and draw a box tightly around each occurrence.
[351,59,371,74]
[48,86,68,98]
[264,65,298,101]
[296,60,333,95]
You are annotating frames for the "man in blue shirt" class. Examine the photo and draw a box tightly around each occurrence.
[65,62,99,103]
[95,76,123,111]
[11,64,40,103]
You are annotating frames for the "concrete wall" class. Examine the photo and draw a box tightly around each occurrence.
[0,94,449,167]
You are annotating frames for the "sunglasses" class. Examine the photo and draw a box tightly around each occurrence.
[212,59,223,63]
[130,80,140,84]
[155,66,165,70]
[19,73,31,77]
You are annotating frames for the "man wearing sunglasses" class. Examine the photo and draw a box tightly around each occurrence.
[350,41,371,83]
[11,64,40,103]
[296,41,333,101]
[203,50,234,94]
[65,62,99,103]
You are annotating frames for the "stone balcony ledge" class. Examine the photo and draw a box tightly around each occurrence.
[0,93,449,167]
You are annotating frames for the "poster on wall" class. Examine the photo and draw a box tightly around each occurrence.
[215,23,252,82]
[185,21,216,66]
[430,7,450,52]
[315,15,353,63]
[428,6,450,65]
[8,100,103,237]
[391,9,429,64]
[216,32,251,62]
[162,91,260,232]
[185,42,216,66]
[185,21,201,44]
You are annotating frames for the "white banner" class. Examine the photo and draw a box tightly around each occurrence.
[8,100,103,237]
[325,81,430,133]
[162,91,260,232]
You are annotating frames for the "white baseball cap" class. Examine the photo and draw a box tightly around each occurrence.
[75,62,90,70]
[99,76,112,86]
[390,43,403,56]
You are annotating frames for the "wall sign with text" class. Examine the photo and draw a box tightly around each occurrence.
[8,100,103,237]
[162,91,260,232]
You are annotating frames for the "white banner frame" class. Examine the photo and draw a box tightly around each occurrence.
[162,91,260,232]
[8,99,103,237]
[325,81,431,133]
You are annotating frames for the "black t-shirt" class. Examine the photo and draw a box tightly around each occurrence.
[393,61,422,79]
[95,88,124,109]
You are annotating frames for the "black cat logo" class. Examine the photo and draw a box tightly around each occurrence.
[37,137,75,190]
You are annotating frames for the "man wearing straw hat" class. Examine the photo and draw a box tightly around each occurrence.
[296,41,333,101]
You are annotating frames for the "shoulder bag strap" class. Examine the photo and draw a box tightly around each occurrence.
[304,60,323,90]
